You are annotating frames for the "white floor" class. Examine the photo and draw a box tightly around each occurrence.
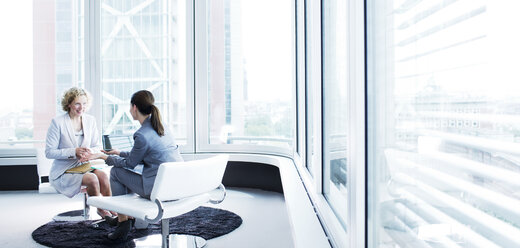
[0,187,294,248]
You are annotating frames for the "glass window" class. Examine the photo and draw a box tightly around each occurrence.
[205,0,295,152]
[100,0,187,145]
[0,0,83,148]
[368,1,520,247]
[322,0,348,228]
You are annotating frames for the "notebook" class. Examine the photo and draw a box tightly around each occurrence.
[65,162,94,174]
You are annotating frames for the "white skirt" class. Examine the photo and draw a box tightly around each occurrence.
[50,173,84,198]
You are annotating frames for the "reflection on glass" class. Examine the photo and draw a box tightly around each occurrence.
[100,0,187,144]
[206,0,294,150]
[368,1,520,247]
[322,0,348,228]
[0,1,83,148]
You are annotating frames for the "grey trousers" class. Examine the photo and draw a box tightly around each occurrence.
[110,167,149,199]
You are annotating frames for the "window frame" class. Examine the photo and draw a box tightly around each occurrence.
[194,0,298,157]
[298,0,366,247]
[87,0,196,153]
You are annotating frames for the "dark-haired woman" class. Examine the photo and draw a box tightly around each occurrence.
[88,90,183,240]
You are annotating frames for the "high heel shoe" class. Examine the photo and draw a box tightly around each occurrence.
[97,209,112,219]
[107,219,132,240]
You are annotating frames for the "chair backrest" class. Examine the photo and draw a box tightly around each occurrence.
[150,154,229,202]
[36,148,53,182]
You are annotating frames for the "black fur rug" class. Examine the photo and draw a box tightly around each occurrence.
[32,206,242,248]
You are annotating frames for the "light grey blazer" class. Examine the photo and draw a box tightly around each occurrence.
[106,117,183,196]
[45,113,102,181]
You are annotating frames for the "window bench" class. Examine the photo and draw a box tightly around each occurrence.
[184,153,331,248]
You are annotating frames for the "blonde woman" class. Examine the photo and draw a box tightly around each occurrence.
[45,87,114,219]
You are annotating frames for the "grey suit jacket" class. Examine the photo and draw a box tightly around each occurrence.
[105,117,183,196]
[45,113,102,181]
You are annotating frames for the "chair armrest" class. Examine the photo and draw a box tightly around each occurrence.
[209,184,226,204]
[144,199,164,223]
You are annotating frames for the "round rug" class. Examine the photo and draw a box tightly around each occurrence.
[32,206,242,248]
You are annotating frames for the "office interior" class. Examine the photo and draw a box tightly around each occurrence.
[1,0,518,247]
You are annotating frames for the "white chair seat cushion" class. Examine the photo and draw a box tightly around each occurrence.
[87,193,211,221]
[39,182,58,194]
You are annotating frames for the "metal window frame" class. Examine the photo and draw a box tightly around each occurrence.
[298,0,366,247]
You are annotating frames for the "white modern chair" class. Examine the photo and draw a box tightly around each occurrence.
[87,154,229,248]
[36,148,90,221]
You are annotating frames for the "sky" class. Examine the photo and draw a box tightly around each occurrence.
[240,0,294,102]
[0,1,33,114]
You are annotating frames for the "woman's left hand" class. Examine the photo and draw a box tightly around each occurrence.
[85,152,108,161]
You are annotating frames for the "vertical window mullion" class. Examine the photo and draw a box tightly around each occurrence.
[84,0,102,129]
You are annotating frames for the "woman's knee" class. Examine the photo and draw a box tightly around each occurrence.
[98,175,111,191]
[82,173,100,188]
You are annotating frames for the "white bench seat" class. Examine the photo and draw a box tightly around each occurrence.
[88,193,211,221]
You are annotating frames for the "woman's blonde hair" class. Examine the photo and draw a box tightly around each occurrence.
[61,87,92,112]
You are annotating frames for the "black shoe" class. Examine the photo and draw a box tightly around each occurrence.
[107,219,132,240]
[104,215,118,226]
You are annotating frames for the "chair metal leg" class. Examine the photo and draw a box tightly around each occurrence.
[53,192,91,222]
[162,219,169,248]
[83,192,90,220]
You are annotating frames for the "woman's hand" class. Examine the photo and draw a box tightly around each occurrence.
[85,152,108,161]
[101,149,120,156]
[76,147,92,162]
